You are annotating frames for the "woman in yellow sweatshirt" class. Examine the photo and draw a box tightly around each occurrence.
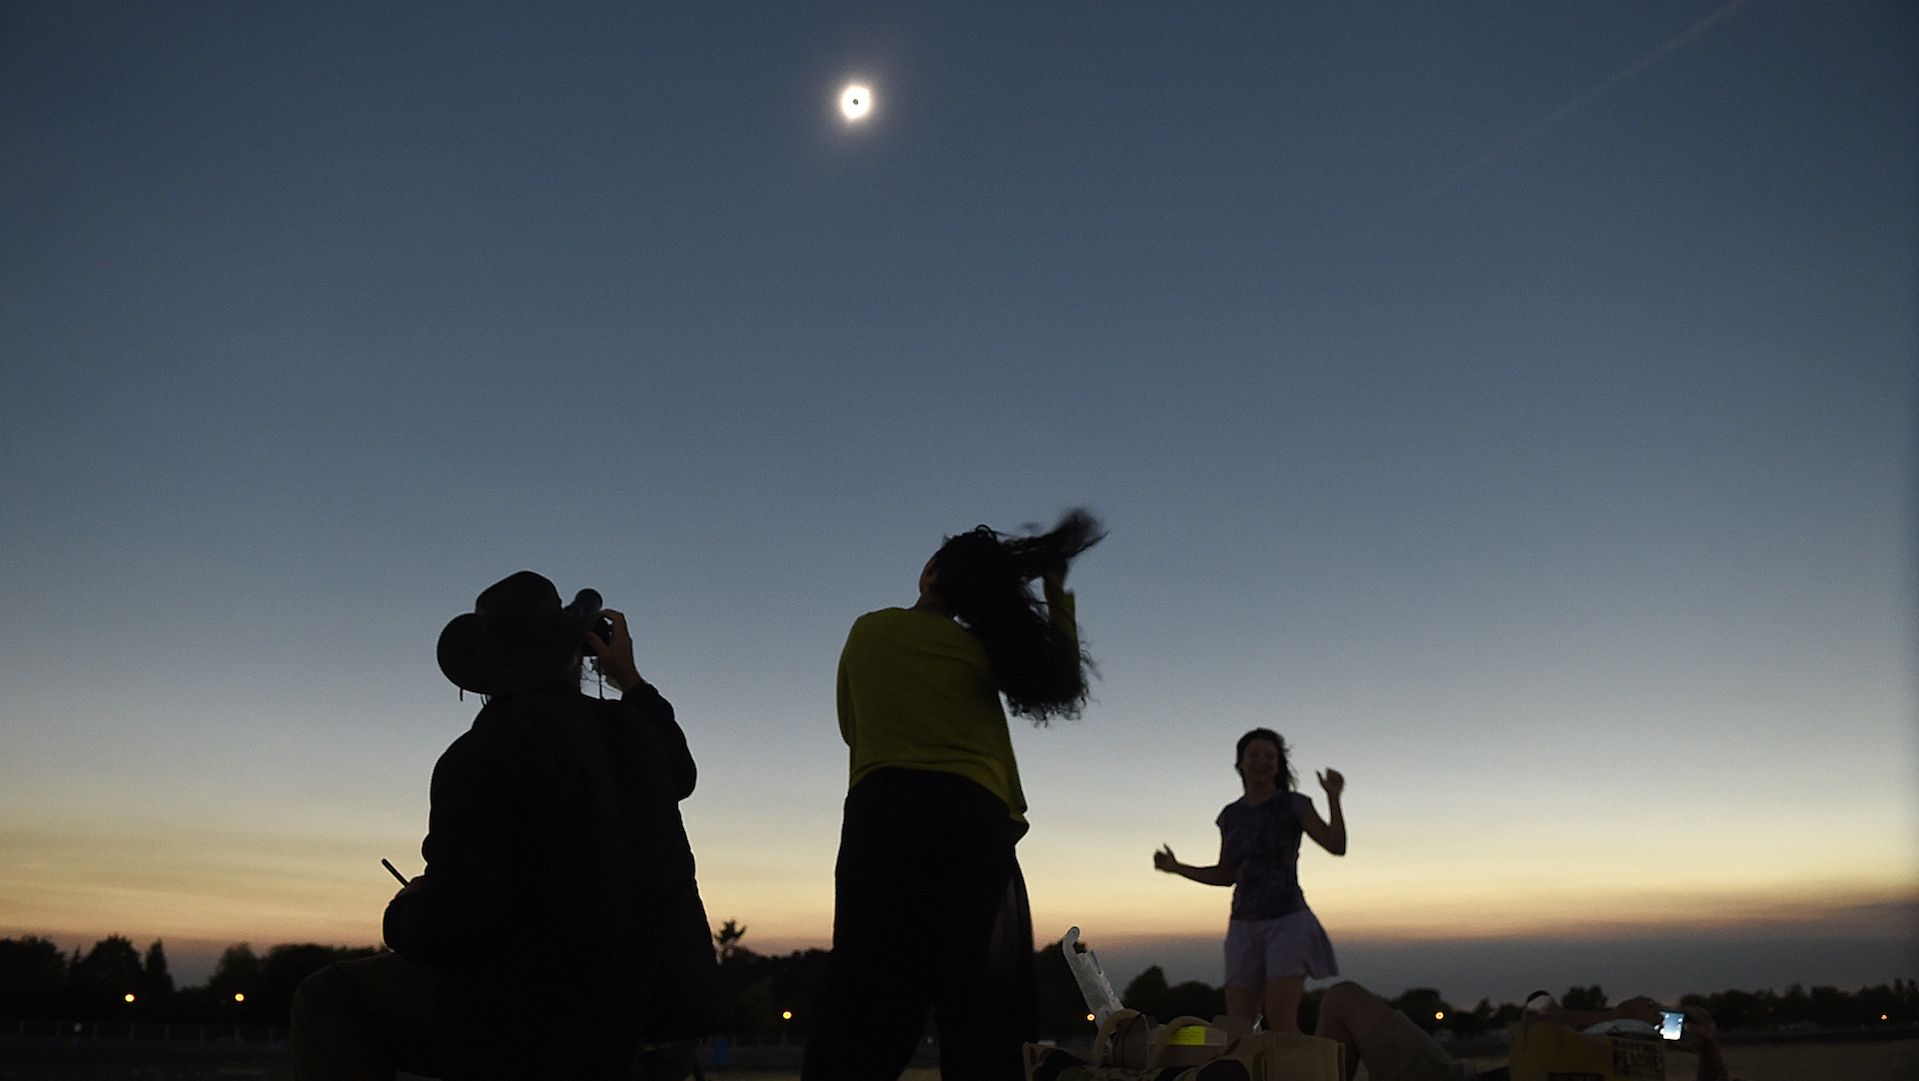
[803,510,1103,1081]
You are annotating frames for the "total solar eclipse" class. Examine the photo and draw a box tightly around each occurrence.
[841,84,871,120]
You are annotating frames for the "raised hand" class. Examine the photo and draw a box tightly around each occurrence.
[588,608,643,692]
[1153,845,1180,873]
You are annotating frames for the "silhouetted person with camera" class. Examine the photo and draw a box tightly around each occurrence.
[291,571,724,1081]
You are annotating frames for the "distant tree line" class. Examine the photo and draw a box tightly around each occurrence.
[1087,961,1919,1039]
[0,935,376,1026]
[1678,981,1919,1031]
[7,930,1914,1038]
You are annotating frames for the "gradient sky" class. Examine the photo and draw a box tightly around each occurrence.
[3,1,1914,1003]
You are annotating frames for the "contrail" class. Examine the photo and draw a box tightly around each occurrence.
[1376,0,1761,226]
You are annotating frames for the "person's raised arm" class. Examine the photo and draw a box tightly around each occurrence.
[590,608,696,797]
[1299,769,1347,855]
[1676,1006,1728,1081]
[585,608,645,693]
[1041,559,1068,596]
[1153,837,1238,886]
[1040,564,1078,637]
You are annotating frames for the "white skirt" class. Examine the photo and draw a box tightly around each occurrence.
[1223,905,1339,987]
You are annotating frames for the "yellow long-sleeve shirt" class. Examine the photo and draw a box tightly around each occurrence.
[836,590,1076,839]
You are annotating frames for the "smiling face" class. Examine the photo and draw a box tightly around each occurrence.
[1236,736,1282,788]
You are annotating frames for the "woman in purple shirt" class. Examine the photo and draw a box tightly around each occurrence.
[1154,728,1347,1033]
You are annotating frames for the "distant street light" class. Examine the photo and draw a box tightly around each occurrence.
[124,994,136,1003]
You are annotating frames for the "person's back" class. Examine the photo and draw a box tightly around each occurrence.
[383,683,718,1078]
[837,605,1027,828]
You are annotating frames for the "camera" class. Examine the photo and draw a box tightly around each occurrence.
[588,613,616,649]
[565,589,616,652]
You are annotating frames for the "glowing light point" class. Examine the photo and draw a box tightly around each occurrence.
[234,993,245,1003]
[125,993,136,1003]
[782,1010,794,1020]
[840,84,872,120]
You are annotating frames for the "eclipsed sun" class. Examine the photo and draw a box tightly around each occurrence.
[840,84,872,120]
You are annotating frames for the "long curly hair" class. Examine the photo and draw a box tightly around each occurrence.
[930,509,1105,723]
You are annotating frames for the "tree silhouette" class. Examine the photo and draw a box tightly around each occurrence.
[1389,987,1458,1035]
[704,922,837,1037]
[1033,937,1099,1038]
[1561,985,1608,1011]
[4,928,1907,1036]
[1447,997,1501,1038]
[1681,980,1919,1030]
[202,943,264,1020]
[0,936,66,1017]
[1121,964,1169,1012]
[138,940,175,1012]
[1121,964,1227,1025]
[714,919,747,962]
[68,935,144,1016]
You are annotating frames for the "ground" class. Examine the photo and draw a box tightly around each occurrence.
[2,1040,1914,1080]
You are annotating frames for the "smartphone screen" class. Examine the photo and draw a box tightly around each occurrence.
[1658,1011,1685,1041]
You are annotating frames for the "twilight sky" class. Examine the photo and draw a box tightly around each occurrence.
[2,1,1914,1003]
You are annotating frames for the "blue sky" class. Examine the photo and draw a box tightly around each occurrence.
[2,0,1913,1001]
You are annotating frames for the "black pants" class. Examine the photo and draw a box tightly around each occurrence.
[802,768,1036,1081]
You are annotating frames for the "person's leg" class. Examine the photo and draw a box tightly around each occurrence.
[1222,919,1267,1028]
[802,771,936,1081]
[1260,906,1339,1034]
[1318,980,1464,1081]
[1313,981,1394,1081]
[925,776,1026,1081]
[1680,1008,1728,1081]
[290,952,439,1081]
[1261,975,1306,1034]
[1225,986,1264,1026]
[982,865,1038,1068]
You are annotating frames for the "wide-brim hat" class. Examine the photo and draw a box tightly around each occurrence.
[437,571,597,696]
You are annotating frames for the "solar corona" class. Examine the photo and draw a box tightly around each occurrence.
[840,84,871,120]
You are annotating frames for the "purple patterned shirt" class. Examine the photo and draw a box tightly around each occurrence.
[1215,791,1309,920]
